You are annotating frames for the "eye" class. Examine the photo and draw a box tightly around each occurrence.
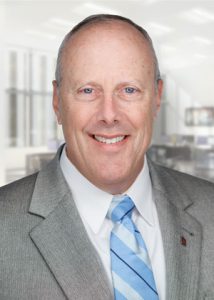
[116,84,142,102]
[76,85,101,101]
[82,87,93,94]
[124,87,137,94]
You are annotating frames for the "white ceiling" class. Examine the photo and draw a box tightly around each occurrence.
[1,0,214,76]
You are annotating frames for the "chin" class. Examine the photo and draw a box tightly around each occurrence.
[95,172,130,194]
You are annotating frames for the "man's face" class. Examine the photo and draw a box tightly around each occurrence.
[53,21,162,194]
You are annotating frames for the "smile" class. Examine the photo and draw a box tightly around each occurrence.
[93,135,126,144]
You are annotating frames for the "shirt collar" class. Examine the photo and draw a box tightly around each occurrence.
[60,145,154,234]
[126,155,155,226]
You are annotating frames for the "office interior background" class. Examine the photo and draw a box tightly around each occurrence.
[1,0,214,186]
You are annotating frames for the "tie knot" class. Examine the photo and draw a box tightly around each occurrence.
[107,195,135,223]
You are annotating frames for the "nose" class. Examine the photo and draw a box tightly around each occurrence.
[97,94,120,125]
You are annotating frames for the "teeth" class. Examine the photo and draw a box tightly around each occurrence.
[94,135,125,144]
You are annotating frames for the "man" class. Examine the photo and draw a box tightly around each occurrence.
[0,14,214,300]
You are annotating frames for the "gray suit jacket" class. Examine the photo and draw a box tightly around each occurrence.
[0,146,214,300]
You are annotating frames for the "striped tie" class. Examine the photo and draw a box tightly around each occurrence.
[107,195,159,300]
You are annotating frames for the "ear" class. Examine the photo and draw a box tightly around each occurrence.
[153,79,163,118]
[52,80,62,124]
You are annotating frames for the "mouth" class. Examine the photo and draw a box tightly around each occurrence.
[92,135,128,145]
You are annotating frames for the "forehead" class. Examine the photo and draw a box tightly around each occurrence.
[59,21,155,84]
[63,21,153,62]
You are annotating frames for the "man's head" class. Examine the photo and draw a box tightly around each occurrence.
[53,14,163,194]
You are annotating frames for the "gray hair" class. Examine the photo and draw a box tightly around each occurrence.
[55,14,161,87]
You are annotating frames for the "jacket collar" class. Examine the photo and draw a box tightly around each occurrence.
[148,158,202,300]
[29,145,67,218]
[29,145,112,300]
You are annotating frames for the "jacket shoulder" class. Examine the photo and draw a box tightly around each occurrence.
[0,173,38,214]
[150,160,214,204]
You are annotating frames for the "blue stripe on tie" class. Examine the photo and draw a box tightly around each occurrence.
[112,223,152,269]
[134,227,148,250]
[111,250,158,299]
[112,219,151,269]
[113,273,144,300]
[116,217,148,253]
[119,215,136,233]
[114,289,127,300]
[111,233,157,292]
[111,202,134,222]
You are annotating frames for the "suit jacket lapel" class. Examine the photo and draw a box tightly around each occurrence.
[148,160,202,300]
[28,148,202,300]
[28,148,112,300]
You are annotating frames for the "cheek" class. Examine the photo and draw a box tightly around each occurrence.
[61,103,94,139]
[131,104,154,149]
[130,102,154,130]
[59,104,77,140]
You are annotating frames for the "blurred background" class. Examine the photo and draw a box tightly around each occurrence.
[1,0,214,186]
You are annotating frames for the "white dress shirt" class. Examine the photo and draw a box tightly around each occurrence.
[60,146,166,300]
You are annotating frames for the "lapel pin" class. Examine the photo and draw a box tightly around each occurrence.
[180,236,187,247]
